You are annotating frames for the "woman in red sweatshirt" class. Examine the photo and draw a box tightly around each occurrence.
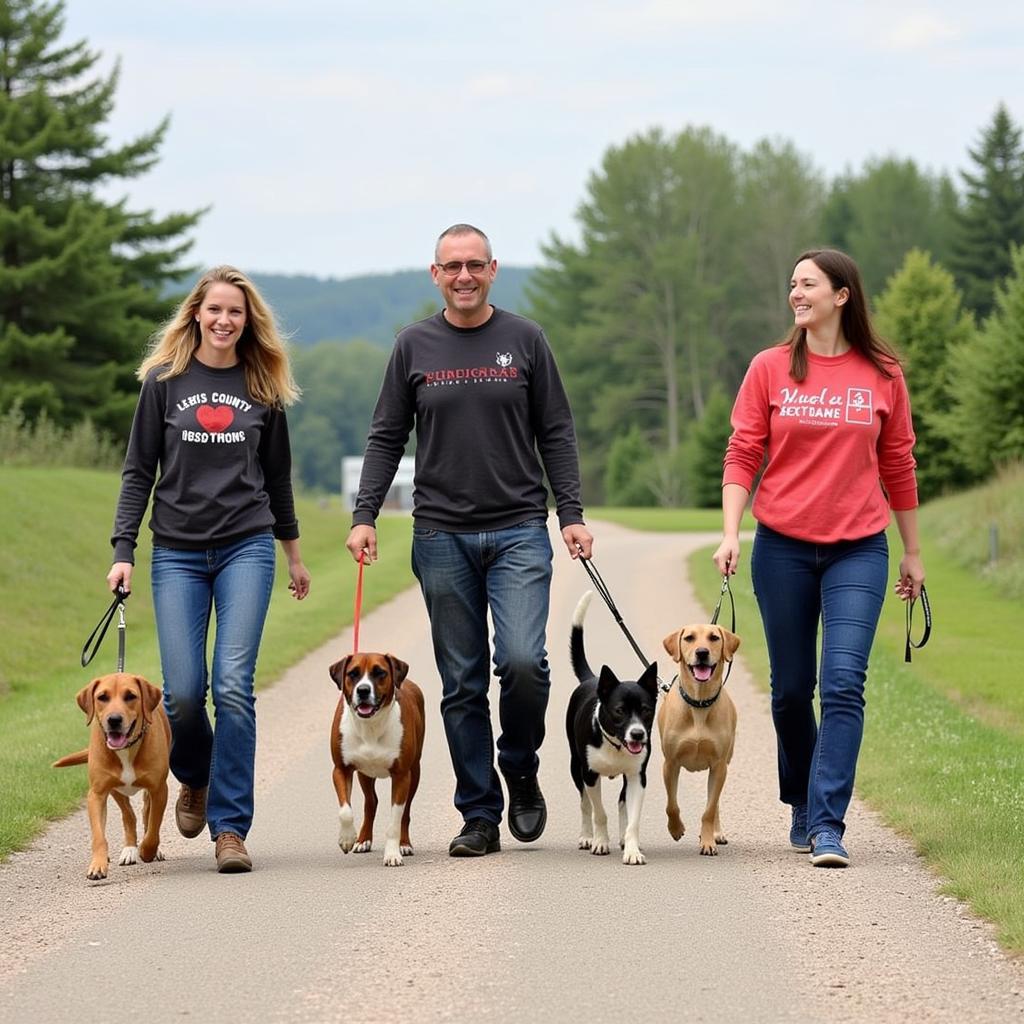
[713,248,925,868]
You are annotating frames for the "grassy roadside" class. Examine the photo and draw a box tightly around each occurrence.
[687,527,1024,955]
[0,466,416,859]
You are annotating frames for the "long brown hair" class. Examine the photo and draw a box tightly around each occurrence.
[138,266,300,407]
[784,248,901,382]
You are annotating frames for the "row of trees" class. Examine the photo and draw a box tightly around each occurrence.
[1,0,1022,505]
[525,110,1024,505]
[0,0,199,437]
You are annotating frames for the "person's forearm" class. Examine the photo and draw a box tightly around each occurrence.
[892,508,920,554]
[279,538,304,565]
[721,483,750,536]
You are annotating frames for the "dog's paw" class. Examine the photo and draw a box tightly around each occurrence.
[699,839,719,856]
[622,845,647,866]
[590,839,610,856]
[715,834,728,846]
[578,836,593,850]
[667,814,685,841]
[139,841,162,863]
[353,839,372,853]
[383,840,404,866]
[86,860,108,880]
[118,845,139,866]
[400,843,414,856]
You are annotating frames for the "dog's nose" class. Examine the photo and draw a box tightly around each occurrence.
[628,726,646,743]
[355,683,372,702]
[106,714,123,730]
[696,647,710,661]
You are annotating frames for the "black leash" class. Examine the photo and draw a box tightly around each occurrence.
[710,574,736,632]
[81,586,130,671]
[577,553,652,672]
[905,584,932,663]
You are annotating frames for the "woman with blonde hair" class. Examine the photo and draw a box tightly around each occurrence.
[108,265,310,873]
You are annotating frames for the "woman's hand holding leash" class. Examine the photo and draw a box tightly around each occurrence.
[894,551,925,602]
[107,561,133,596]
[712,535,740,576]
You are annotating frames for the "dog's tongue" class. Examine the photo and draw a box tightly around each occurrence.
[106,732,129,750]
[693,664,714,683]
[357,703,375,718]
[626,740,645,755]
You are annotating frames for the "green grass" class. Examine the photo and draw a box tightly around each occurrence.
[590,506,721,532]
[687,524,1024,955]
[0,466,416,858]
[5,468,1024,955]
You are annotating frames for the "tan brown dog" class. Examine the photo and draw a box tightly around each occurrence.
[329,653,425,867]
[657,624,741,855]
[53,673,171,880]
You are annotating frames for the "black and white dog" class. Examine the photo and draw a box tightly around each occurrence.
[566,591,658,865]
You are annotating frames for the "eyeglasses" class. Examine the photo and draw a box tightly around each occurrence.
[435,260,491,276]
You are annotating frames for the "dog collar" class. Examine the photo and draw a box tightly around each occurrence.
[593,705,624,752]
[673,674,725,709]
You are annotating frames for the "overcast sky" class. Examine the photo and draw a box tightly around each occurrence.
[63,1,1023,281]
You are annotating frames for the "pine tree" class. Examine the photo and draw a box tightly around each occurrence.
[945,244,1024,481]
[0,0,202,434]
[949,103,1024,320]
[874,250,975,500]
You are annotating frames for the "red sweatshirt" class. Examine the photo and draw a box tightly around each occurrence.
[723,344,918,544]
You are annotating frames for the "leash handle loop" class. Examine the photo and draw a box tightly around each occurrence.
[710,574,736,633]
[81,586,130,669]
[905,584,932,663]
[352,552,365,653]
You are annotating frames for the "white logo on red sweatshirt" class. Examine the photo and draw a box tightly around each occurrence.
[778,385,874,426]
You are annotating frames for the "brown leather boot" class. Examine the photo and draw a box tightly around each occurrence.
[175,784,208,838]
[215,832,252,873]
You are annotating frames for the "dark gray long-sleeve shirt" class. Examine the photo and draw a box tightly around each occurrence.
[352,308,584,532]
[111,359,299,563]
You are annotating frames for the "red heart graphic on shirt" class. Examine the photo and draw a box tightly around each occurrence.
[196,405,234,433]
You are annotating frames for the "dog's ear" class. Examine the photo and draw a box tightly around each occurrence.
[386,655,409,687]
[329,656,350,690]
[720,629,741,661]
[597,665,619,704]
[638,661,660,698]
[136,676,163,723]
[662,629,682,661]
[76,679,100,724]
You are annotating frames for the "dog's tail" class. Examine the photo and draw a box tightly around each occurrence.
[570,590,595,683]
[52,749,88,768]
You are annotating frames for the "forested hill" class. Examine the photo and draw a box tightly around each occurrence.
[252,266,536,347]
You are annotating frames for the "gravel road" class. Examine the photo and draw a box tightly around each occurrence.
[2,520,1022,1023]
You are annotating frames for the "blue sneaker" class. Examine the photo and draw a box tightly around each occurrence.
[810,827,850,867]
[789,804,810,852]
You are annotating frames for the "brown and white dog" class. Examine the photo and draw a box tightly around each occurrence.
[657,624,741,855]
[53,673,171,880]
[328,653,425,867]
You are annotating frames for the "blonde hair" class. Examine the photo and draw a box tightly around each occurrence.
[138,265,301,407]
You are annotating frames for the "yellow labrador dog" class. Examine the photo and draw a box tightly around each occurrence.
[657,624,740,855]
[54,673,171,880]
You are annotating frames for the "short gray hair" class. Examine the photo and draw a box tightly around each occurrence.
[435,223,492,262]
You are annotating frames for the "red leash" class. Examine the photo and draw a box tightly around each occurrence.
[352,552,365,653]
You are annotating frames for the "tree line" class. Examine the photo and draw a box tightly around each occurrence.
[524,112,1024,505]
[2,0,1023,506]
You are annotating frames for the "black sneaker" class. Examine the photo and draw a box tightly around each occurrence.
[449,818,500,857]
[504,773,547,843]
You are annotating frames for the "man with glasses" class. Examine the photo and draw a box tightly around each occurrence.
[346,223,593,857]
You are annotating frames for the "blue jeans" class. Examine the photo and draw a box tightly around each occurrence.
[151,532,276,840]
[750,524,888,841]
[411,519,554,825]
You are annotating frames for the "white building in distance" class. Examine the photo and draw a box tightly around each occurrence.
[341,456,414,512]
